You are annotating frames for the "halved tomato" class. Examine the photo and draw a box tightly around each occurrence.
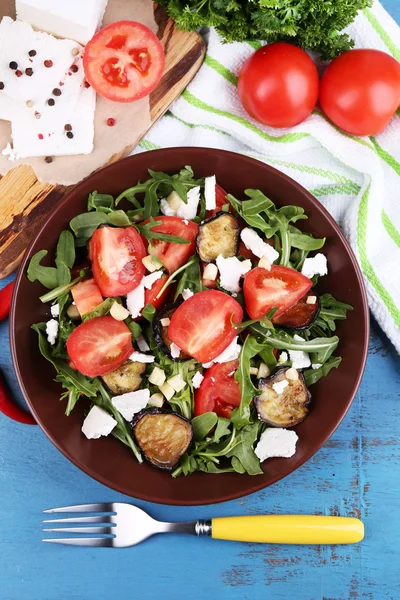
[168,290,243,364]
[91,226,146,297]
[206,183,231,218]
[141,216,198,273]
[244,266,312,320]
[71,278,103,317]
[83,20,165,102]
[195,360,241,418]
[66,316,133,377]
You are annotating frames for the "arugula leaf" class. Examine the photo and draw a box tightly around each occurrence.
[142,304,156,323]
[155,257,197,301]
[232,335,265,429]
[136,217,190,245]
[191,412,218,441]
[82,297,121,322]
[227,423,263,476]
[312,294,354,332]
[125,317,142,340]
[304,356,342,386]
[39,273,85,303]
[70,210,131,245]
[88,191,114,212]
[27,250,58,289]
[174,255,204,301]
[288,225,325,251]
[55,230,75,286]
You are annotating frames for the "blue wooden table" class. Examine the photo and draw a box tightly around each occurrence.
[1,4,400,598]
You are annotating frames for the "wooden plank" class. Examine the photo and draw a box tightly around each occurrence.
[0,5,205,278]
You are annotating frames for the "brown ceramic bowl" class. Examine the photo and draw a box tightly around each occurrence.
[10,148,369,505]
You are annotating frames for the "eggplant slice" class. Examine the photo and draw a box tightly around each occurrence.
[132,409,193,470]
[196,212,239,263]
[255,368,311,427]
[154,303,190,361]
[102,361,146,395]
[273,293,320,330]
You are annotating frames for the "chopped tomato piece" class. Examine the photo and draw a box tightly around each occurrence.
[168,290,243,364]
[83,20,165,102]
[195,360,241,418]
[244,266,312,320]
[143,275,168,314]
[66,316,133,377]
[91,226,146,297]
[71,278,103,316]
[141,216,198,273]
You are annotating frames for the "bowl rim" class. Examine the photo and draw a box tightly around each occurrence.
[10,148,370,505]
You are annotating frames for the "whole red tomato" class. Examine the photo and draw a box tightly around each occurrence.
[320,49,400,136]
[238,42,319,128]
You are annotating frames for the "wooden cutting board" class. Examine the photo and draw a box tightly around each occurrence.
[0,5,205,279]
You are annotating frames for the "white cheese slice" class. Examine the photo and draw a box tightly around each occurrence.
[216,255,252,294]
[143,270,163,290]
[176,186,200,220]
[240,228,279,263]
[129,351,155,364]
[111,389,150,422]
[202,336,241,368]
[82,406,117,440]
[255,428,298,462]
[160,198,176,216]
[16,0,109,45]
[311,363,323,370]
[278,351,288,364]
[126,279,145,319]
[50,303,59,318]
[170,342,182,359]
[46,318,58,345]
[136,335,150,353]
[204,175,216,210]
[272,379,289,395]
[289,350,311,369]
[301,253,328,279]
[182,288,194,301]
[192,371,204,389]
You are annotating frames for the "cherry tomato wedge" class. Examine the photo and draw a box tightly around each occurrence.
[0,281,14,321]
[142,275,168,315]
[273,292,320,330]
[206,183,231,218]
[244,266,312,320]
[195,360,241,418]
[141,216,198,273]
[71,278,103,317]
[168,290,243,364]
[91,226,146,297]
[83,20,165,102]
[66,316,133,377]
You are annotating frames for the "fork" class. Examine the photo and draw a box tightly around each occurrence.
[43,503,364,547]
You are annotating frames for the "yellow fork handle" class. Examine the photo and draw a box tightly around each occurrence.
[211,515,364,545]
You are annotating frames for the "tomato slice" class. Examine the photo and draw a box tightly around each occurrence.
[206,183,231,218]
[91,226,146,297]
[83,20,165,102]
[168,290,243,364]
[71,278,103,316]
[66,316,133,377]
[244,266,312,320]
[195,360,241,418]
[141,216,198,274]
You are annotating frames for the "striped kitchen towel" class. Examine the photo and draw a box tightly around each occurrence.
[135,1,400,352]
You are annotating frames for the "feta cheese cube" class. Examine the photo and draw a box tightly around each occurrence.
[110,302,130,321]
[272,379,289,395]
[170,342,182,359]
[16,0,109,45]
[240,228,279,263]
[148,367,166,387]
[204,175,216,210]
[278,351,288,364]
[111,389,150,422]
[216,255,252,294]
[81,406,117,440]
[301,253,328,279]
[144,270,163,290]
[129,351,155,364]
[46,319,58,345]
[203,263,218,281]
[148,393,164,408]
[306,295,317,305]
[257,363,270,378]
[289,350,311,370]
[167,375,187,393]
[126,279,145,319]
[311,363,323,370]
[160,197,177,216]
[160,317,170,327]
[136,335,150,353]
[192,371,204,389]
[177,186,200,220]
[159,382,175,401]
[255,428,298,462]
[182,288,194,301]
[50,303,59,318]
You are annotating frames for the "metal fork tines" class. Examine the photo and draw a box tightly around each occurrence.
[43,502,211,547]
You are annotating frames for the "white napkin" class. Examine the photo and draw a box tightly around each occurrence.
[136,0,400,352]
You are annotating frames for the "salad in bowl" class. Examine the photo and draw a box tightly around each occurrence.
[27,165,353,478]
